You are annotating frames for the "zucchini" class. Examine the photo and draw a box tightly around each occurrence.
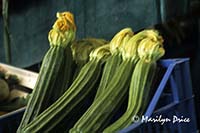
[51,46,74,102]
[103,30,165,132]
[18,46,64,132]
[94,28,133,99]
[17,11,76,132]
[93,53,122,99]
[21,45,111,133]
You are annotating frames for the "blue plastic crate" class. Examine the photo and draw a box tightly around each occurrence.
[0,58,198,133]
[119,58,198,133]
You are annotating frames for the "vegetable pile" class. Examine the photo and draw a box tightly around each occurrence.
[17,11,165,133]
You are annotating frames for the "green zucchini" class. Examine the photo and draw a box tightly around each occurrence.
[17,12,76,132]
[93,53,122,99]
[103,30,165,132]
[21,45,111,133]
[94,28,133,99]
[17,46,64,132]
[51,46,74,102]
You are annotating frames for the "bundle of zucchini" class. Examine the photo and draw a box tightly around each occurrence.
[16,11,166,133]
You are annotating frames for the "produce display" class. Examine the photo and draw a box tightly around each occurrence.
[16,11,165,133]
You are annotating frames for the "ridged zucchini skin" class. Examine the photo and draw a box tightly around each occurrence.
[51,46,74,102]
[94,52,122,99]
[21,58,103,133]
[48,46,74,132]
[135,61,156,117]
[70,58,137,133]
[103,60,156,132]
[17,46,64,132]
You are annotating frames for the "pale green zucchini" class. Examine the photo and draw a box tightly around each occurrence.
[94,28,133,99]
[93,53,122,99]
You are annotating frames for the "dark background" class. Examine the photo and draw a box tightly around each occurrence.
[0,0,191,67]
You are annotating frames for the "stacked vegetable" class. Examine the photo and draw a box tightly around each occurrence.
[17,11,165,133]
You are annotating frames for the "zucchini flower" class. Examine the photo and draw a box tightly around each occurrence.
[48,11,76,47]
[71,38,108,66]
[109,28,134,54]
[54,12,76,31]
[137,36,165,62]
[122,29,163,61]
[89,44,111,61]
